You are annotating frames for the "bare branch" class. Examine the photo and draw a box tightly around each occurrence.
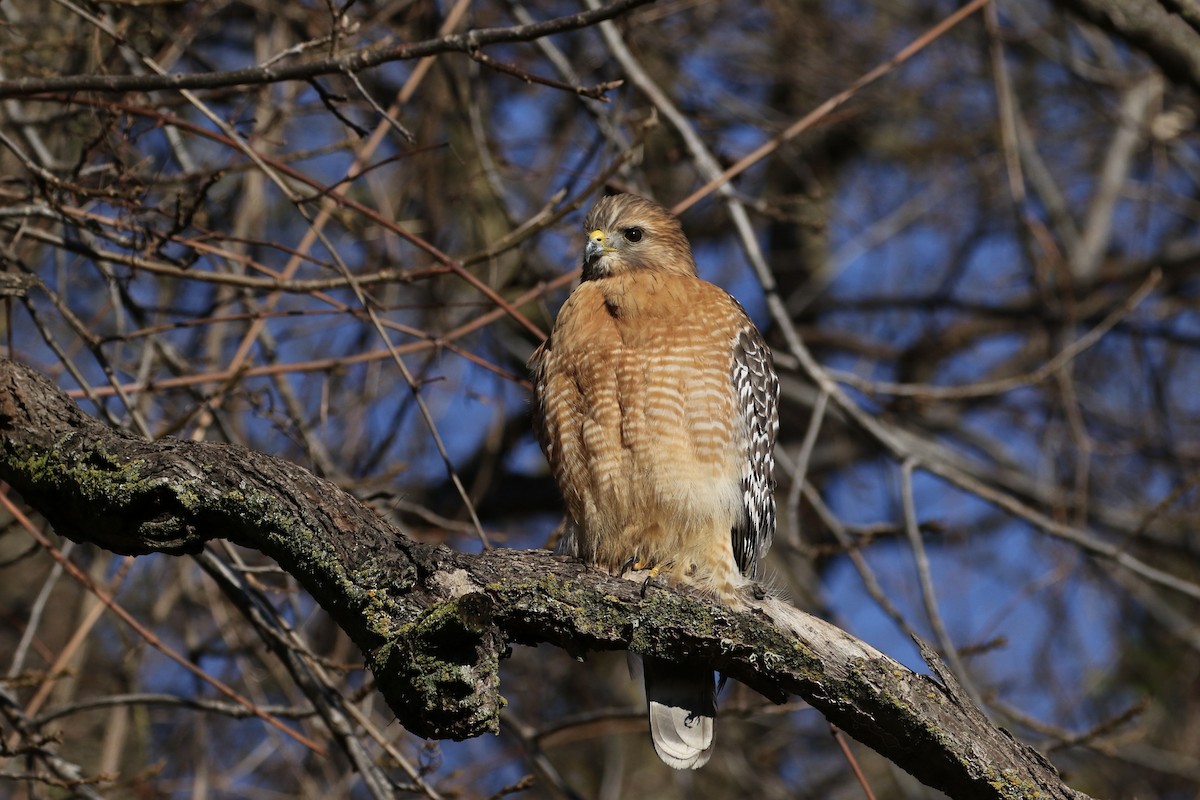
[0,0,655,98]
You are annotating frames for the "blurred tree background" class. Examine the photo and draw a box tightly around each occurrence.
[1,0,1198,797]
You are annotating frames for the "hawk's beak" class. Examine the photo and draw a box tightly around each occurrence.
[584,229,607,265]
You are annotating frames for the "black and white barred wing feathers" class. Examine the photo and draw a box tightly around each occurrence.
[730,324,779,579]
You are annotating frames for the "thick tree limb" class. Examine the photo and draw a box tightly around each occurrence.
[0,358,1090,800]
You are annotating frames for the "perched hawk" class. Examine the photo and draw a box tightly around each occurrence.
[529,193,779,769]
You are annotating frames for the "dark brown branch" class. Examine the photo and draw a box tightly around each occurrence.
[465,48,625,99]
[0,358,1091,800]
[0,0,654,99]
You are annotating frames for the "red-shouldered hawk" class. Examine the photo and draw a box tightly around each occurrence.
[529,193,779,769]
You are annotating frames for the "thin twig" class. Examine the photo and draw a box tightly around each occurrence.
[828,269,1161,399]
[831,724,879,800]
[0,0,658,98]
[0,488,328,756]
[900,459,981,706]
[672,0,993,214]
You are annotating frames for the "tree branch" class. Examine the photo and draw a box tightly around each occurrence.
[0,0,654,99]
[0,358,1091,800]
[1053,0,1200,92]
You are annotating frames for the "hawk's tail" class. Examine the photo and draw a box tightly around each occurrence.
[642,657,716,769]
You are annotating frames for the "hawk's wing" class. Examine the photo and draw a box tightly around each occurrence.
[730,323,779,578]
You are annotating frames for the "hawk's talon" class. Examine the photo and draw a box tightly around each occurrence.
[638,562,670,598]
[620,556,657,575]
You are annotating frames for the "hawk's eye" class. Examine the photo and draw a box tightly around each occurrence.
[624,227,643,243]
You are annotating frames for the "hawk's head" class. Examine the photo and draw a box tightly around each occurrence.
[580,193,697,281]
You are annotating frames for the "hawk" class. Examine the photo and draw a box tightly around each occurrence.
[529,193,779,769]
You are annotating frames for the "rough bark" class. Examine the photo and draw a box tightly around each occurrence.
[0,358,1091,800]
